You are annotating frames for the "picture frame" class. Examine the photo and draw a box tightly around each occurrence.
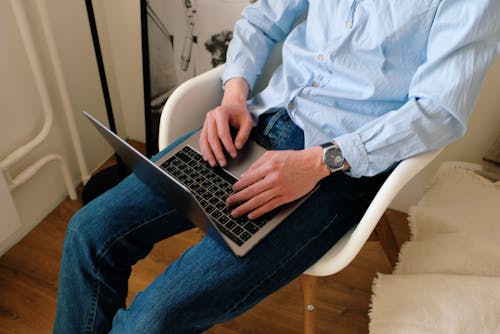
[140,0,253,156]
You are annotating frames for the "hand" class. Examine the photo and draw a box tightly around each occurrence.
[199,78,253,167]
[226,146,331,219]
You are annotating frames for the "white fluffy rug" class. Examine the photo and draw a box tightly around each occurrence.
[369,162,500,333]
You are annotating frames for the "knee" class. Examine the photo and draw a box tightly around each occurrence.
[66,205,92,236]
[63,204,107,257]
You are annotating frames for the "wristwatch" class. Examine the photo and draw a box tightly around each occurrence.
[320,142,345,173]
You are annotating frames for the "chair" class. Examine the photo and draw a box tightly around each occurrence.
[158,64,442,333]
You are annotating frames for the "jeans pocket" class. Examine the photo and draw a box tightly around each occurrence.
[251,108,304,150]
[263,109,288,136]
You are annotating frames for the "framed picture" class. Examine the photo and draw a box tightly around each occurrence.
[141,0,253,156]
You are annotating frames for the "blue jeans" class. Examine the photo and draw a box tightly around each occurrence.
[54,109,390,333]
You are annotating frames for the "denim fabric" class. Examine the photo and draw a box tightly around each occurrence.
[250,108,304,151]
[54,109,390,333]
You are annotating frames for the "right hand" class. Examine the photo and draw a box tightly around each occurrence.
[199,78,253,167]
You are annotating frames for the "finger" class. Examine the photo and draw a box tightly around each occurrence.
[247,196,284,220]
[231,162,269,193]
[230,188,279,218]
[206,118,227,167]
[227,174,272,206]
[215,116,237,158]
[199,123,216,166]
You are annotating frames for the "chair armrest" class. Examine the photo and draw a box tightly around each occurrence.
[305,148,443,276]
[158,66,225,150]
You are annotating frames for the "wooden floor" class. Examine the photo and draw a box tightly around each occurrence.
[0,146,410,334]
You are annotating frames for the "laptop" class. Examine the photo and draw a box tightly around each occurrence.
[83,111,315,256]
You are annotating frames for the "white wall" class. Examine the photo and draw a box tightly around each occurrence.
[0,0,120,255]
[97,0,144,141]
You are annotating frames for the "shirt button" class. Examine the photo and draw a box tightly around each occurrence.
[317,54,324,62]
[312,82,320,88]
[288,101,294,108]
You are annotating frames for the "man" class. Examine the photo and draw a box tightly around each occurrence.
[54,1,499,333]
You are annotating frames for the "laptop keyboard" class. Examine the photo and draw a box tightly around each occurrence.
[160,146,272,246]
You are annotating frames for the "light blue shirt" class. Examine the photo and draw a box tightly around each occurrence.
[222,0,500,177]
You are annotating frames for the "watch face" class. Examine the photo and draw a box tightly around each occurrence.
[325,147,344,170]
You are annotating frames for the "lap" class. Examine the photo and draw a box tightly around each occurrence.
[110,168,389,332]
[73,107,386,262]
[72,109,389,332]
[73,107,385,274]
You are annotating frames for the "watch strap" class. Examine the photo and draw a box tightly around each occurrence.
[320,142,335,149]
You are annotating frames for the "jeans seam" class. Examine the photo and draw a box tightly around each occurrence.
[222,213,339,317]
[87,271,101,334]
[86,208,178,333]
[263,111,282,136]
[263,111,283,150]
[94,208,177,263]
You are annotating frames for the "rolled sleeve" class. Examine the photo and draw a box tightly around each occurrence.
[334,133,369,178]
[221,63,258,92]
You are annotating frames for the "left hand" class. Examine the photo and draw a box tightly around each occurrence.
[226,146,330,219]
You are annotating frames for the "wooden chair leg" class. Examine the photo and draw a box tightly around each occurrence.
[374,212,400,268]
[301,274,318,334]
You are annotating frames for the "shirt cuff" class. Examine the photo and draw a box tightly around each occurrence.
[221,63,259,92]
[334,132,369,178]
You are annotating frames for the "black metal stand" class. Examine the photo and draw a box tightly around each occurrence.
[81,0,129,204]
[141,0,157,157]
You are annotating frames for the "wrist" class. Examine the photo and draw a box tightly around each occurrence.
[308,146,331,179]
[222,77,249,105]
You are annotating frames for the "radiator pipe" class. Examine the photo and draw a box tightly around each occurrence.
[8,154,77,200]
[35,0,91,185]
[1,1,54,171]
[2,0,77,200]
